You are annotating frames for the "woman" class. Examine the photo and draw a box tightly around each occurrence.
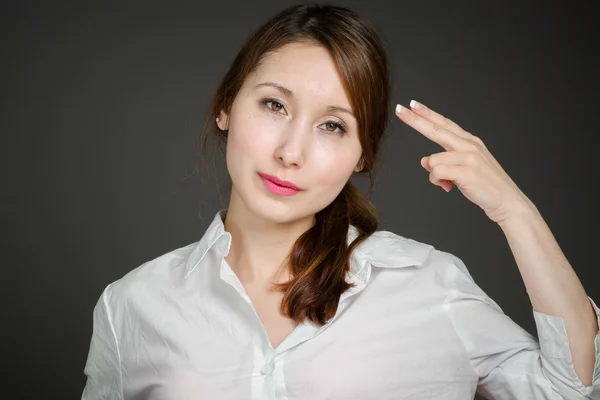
[81,4,599,399]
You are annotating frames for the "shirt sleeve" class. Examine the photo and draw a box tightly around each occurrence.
[81,284,123,400]
[444,255,600,399]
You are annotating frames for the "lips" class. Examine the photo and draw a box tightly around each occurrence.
[257,173,302,191]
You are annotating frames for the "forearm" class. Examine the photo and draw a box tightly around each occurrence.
[498,199,598,386]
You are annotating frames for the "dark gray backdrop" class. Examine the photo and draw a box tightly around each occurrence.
[3,1,598,399]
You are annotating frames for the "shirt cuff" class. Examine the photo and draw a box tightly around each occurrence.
[533,296,600,388]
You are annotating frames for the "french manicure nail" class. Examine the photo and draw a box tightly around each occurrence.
[410,100,422,110]
[395,104,408,115]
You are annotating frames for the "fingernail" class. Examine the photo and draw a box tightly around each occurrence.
[395,104,409,115]
[410,100,423,110]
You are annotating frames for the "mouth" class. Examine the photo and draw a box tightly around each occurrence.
[258,172,302,196]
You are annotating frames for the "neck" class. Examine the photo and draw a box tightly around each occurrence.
[223,191,314,287]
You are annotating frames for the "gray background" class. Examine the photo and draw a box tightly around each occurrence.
[2,1,598,398]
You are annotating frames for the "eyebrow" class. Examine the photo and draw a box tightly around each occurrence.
[252,81,356,118]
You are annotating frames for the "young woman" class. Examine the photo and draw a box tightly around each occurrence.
[81,4,599,399]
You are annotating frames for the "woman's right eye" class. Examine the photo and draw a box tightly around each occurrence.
[261,98,287,114]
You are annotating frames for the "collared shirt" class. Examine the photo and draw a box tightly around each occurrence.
[82,210,600,399]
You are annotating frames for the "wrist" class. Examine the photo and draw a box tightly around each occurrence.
[497,196,541,229]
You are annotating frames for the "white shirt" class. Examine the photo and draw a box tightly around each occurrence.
[82,210,600,399]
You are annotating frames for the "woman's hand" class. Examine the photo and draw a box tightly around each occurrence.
[395,100,533,224]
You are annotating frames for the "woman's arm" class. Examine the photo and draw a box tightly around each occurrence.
[395,100,599,393]
[498,199,598,386]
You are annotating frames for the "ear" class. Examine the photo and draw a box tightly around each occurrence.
[216,110,229,131]
[354,158,364,173]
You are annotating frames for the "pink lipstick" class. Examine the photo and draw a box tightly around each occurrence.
[258,172,302,196]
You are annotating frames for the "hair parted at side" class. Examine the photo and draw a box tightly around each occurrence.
[199,3,391,326]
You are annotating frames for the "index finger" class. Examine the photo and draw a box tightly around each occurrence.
[409,100,470,139]
[395,104,463,151]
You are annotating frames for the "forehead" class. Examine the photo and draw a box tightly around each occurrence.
[247,42,350,106]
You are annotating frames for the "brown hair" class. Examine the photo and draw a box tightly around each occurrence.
[199,4,390,326]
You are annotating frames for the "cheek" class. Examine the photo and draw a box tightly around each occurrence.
[227,114,275,161]
[311,144,361,188]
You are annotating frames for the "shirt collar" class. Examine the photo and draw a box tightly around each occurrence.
[184,209,231,279]
[184,210,432,280]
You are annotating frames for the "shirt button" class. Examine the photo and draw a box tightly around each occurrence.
[261,360,275,375]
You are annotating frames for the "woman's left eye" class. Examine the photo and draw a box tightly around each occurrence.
[319,121,347,136]
[261,98,287,114]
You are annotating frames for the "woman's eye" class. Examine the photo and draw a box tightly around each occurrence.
[261,98,346,136]
[320,121,347,136]
[263,99,286,114]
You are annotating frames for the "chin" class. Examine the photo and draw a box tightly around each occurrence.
[248,194,308,225]
[241,185,312,226]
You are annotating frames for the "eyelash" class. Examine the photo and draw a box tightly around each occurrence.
[259,97,347,136]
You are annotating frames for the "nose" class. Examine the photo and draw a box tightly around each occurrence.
[273,124,307,168]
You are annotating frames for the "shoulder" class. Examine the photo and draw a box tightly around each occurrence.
[355,229,475,282]
[354,230,492,311]
[354,229,446,267]
[100,241,199,308]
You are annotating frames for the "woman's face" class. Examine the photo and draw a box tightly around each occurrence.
[218,41,363,224]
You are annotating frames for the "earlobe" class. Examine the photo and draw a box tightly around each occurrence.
[216,110,229,131]
[354,159,364,173]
